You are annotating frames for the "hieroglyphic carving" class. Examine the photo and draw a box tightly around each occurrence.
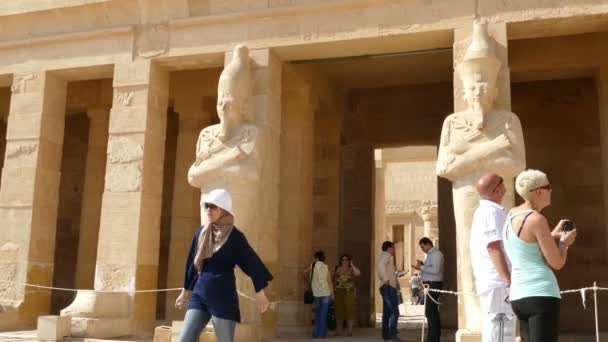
[105,137,144,192]
[108,137,144,164]
[10,74,35,94]
[134,23,169,59]
[385,200,422,215]
[5,143,38,160]
[113,91,134,106]
[105,163,142,192]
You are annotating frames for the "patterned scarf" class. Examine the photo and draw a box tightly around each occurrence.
[194,213,234,273]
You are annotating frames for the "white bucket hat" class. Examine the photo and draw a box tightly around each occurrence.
[202,189,233,216]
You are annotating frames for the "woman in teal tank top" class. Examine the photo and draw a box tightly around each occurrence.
[503,170,577,342]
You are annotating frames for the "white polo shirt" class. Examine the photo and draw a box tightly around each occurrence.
[470,199,510,295]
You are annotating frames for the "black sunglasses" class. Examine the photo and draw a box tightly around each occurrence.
[530,184,552,192]
[204,203,218,210]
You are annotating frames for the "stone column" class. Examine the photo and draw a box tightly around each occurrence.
[373,153,385,316]
[0,71,67,329]
[164,90,207,321]
[452,21,515,342]
[74,107,109,290]
[408,222,416,274]
[597,66,608,263]
[61,61,169,338]
[418,203,439,247]
[240,49,284,341]
[277,68,315,328]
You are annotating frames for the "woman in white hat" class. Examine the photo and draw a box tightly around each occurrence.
[175,189,273,342]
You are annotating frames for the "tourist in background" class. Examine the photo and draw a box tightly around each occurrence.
[471,172,515,342]
[503,170,577,342]
[410,273,421,305]
[377,241,401,342]
[412,237,444,342]
[333,253,360,336]
[304,250,334,339]
[175,189,273,342]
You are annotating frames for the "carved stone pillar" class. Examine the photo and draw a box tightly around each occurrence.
[418,202,439,247]
[164,88,208,321]
[61,61,169,338]
[277,69,314,328]
[373,152,386,315]
[238,47,282,341]
[74,107,109,290]
[0,71,67,329]
[597,66,608,263]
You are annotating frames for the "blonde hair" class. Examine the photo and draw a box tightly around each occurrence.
[515,169,549,201]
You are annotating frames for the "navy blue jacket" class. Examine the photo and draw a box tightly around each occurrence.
[184,226,273,322]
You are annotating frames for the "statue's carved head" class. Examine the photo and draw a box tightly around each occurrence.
[457,21,501,127]
[217,44,251,138]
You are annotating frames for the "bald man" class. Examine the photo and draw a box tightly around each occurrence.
[471,173,515,342]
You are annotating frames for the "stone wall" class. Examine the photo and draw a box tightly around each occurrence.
[385,161,437,203]
[512,77,608,332]
[276,64,315,327]
[0,87,7,174]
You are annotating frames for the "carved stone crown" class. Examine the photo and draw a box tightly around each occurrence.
[457,21,501,87]
[218,45,251,108]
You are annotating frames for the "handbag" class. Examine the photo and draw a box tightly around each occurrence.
[303,262,316,304]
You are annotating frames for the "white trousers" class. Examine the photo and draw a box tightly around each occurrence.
[479,286,515,342]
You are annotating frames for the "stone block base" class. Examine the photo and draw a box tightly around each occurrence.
[170,321,216,342]
[61,291,130,318]
[171,321,263,342]
[200,330,218,342]
[171,320,183,342]
[70,317,133,339]
[455,329,481,342]
[37,315,71,341]
[235,323,261,342]
[0,310,21,331]
[154,325,172,342]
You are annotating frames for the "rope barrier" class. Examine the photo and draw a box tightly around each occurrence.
[418,282,607,341]
[0,280,183,293]
[0,280,280,310]
[420,285,426,342]
[0,279,604,338]
[594,282,600,342]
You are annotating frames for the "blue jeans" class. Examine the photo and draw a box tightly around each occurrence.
[180,308,236,342]
[313,296,331,338]
[380,284,399,340]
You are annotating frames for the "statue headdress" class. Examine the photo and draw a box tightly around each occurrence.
[218,44,251,119]
[456,21,501,87]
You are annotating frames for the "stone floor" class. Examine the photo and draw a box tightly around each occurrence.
[0,328,439,342]
[1,328,605,341]
[0,302,603,342]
